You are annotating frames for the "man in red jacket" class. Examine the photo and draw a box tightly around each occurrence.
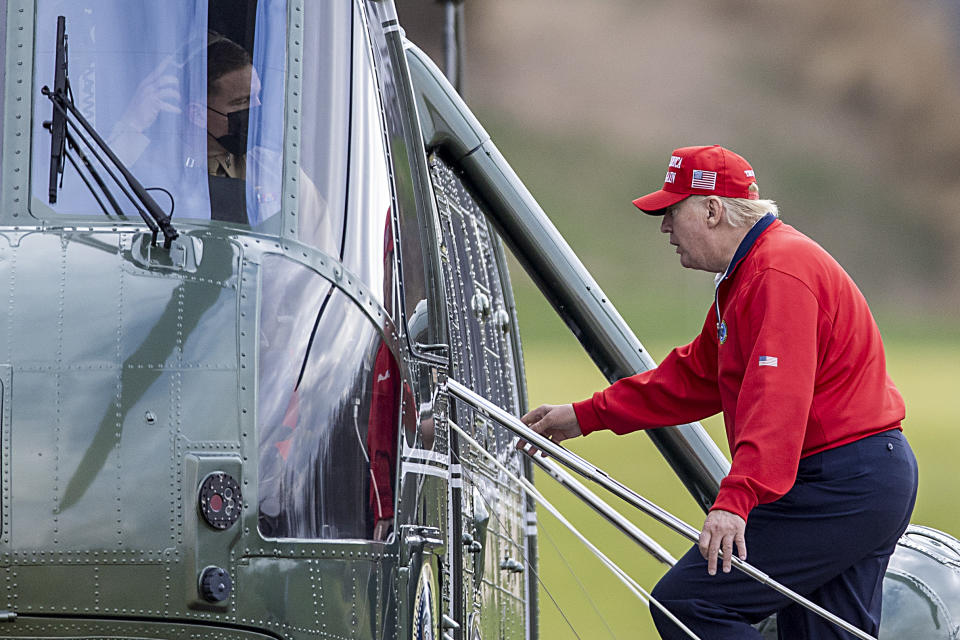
[521,145,917,639]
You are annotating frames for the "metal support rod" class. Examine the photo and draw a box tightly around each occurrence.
[442,1,465,93]
[445,378,878,640]
[443,2,457,89]
[64,128,125,217]
[530,455,676,567]
[63,150,109,217]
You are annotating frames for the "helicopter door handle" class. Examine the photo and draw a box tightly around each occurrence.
[402,525,445,555]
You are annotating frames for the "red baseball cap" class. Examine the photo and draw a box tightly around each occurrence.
[632,145,759,214]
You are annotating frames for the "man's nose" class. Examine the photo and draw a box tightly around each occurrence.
[660,213,672,234]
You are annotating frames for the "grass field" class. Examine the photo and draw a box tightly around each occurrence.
[519,319,960,639]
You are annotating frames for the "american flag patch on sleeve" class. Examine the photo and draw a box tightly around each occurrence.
[758,355,778,367]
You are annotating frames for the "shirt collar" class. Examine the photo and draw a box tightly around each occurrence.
[719,212,777,282]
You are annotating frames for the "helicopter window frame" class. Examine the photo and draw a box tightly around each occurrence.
[328,0,397,316]
[1,0,34,221]
[23,2,270,227]
[359,1,445,359]
[6,0,351,241]
[288,0,351,254]
[22,0,295,231]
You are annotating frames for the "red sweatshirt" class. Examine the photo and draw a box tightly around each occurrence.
[573,216,905,522]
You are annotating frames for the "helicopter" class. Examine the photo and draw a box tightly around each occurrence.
[0,0,957,639]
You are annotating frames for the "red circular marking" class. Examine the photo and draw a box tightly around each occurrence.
[210,494,224,512]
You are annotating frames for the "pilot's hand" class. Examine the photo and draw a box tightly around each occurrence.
[699,509,747,575]
[116,63,182,133]
[373,517,394,542]
[516,404,581,456]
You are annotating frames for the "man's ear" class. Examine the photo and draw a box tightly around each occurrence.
[186,101,207,129]
[704,196,724,229]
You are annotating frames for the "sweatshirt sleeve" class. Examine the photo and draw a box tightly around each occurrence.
[573,308,723,435]
[710,270,820,521]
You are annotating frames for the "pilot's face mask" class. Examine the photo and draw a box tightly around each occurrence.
[208,106,253,156]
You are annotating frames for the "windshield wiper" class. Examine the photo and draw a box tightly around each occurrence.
[46,16,67,205]
[42,15,178,249]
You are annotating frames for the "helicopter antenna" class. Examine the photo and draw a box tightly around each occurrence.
[441,0,465,92]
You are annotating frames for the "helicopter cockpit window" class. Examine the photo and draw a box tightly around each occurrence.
[30,0,299,230]
[258,255,401,541]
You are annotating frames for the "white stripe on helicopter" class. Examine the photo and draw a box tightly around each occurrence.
[401,462,449,479]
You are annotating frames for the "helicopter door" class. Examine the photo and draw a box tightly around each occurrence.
[256,254,402,542]
[430,154,529,640]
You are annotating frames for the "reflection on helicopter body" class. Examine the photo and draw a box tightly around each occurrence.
[257,215,413,542]
[15,1,527,637]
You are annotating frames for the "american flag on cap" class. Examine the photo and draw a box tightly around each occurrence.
[691,170,717,190]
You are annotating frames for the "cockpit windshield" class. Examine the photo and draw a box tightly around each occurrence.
[31,0,289,228]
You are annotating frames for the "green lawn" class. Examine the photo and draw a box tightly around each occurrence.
[521,333,960,639]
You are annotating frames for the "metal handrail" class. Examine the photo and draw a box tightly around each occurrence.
[444,378,878,640]
[529,454,675,567]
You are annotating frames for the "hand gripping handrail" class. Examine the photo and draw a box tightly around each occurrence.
[444,378,878,640]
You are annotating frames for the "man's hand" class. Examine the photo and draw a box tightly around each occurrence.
[116,65,182,133]
[516,404,582,456]
[699,509,747,575]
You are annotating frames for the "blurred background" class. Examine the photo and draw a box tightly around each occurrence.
[400,1,960,637]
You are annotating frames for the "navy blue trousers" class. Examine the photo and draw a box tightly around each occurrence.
[650,430,918,639]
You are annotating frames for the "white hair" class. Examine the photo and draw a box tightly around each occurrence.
[666,191,779,227]
[719,195,779,228]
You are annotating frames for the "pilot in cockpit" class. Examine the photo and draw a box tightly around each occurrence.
[198,34,276,223]
[203,35,261,181]
[108,31,284,225]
